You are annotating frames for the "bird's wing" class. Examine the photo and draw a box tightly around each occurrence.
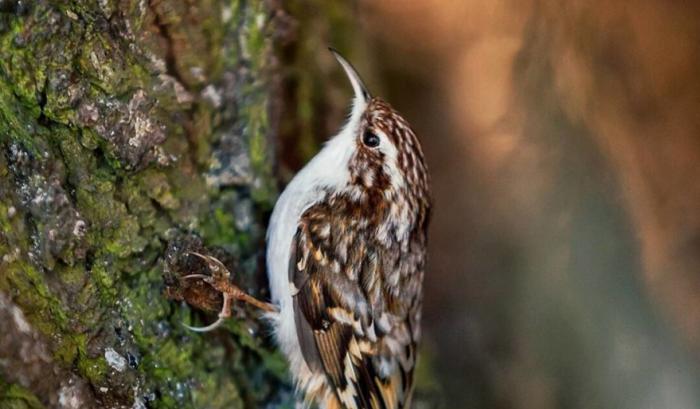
[289,202,418,409]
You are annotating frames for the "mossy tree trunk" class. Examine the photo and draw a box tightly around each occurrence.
[0,1,354,408]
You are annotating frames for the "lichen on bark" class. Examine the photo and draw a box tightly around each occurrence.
[0,0,296,407]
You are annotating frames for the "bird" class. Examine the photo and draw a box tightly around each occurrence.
[183,48,431,409]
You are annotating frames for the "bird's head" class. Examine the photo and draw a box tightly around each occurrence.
[326,48,430,211]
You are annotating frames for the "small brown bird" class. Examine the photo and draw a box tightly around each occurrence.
[186,49,431,409]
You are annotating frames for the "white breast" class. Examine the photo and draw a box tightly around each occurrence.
[265,98,365,394]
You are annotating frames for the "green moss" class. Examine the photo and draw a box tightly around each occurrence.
[77,31,144,96]
[106,216,147,257]
[89,257,118,302]
[0,378,45,409]
[0,17,42,119]
[192,373,243,409]
[0,0,296,407]
[0,1,144,394]
[141,171,181,210]
[76,340,109,383]
[121,180,158,228]
[1,261,101,386]
[204,207,238,247]
[0,162,109,388]
[0,80,41,155]
[3,261,67,334]
[55,263,87,287]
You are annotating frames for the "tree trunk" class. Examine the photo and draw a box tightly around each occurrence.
[0,1,354,408]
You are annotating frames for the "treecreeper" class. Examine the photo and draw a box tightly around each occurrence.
[182,49,431,409]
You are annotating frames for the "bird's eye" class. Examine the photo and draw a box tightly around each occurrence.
[362,130,380,148]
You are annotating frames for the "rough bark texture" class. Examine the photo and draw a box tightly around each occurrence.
[0,1,356,408]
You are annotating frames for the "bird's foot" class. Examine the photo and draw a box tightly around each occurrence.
[181,252,276,332]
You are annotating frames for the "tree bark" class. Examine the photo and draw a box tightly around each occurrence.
[0,1,353,408]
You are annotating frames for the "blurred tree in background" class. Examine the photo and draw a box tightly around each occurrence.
[363,1,700,408]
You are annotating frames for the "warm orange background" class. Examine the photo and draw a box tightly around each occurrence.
[356,1,700,407]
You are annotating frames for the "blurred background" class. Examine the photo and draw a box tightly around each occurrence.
[284,1,700,408]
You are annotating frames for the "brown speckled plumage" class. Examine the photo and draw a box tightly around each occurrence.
[288,95,431,408]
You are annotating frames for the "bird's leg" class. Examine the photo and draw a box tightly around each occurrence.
[181,252,277,332]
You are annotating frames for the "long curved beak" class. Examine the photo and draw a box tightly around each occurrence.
[329,47,371,105]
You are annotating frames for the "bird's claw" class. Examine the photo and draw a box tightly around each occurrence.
[182,288,233,333]
[183,316,226,332]
[181,252,235,332]
[181,251,277,332]
[187,251,229,278]
[181,273,212,282]
[181,252,232,293]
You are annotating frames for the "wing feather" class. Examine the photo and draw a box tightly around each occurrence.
[290,203,420,409]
